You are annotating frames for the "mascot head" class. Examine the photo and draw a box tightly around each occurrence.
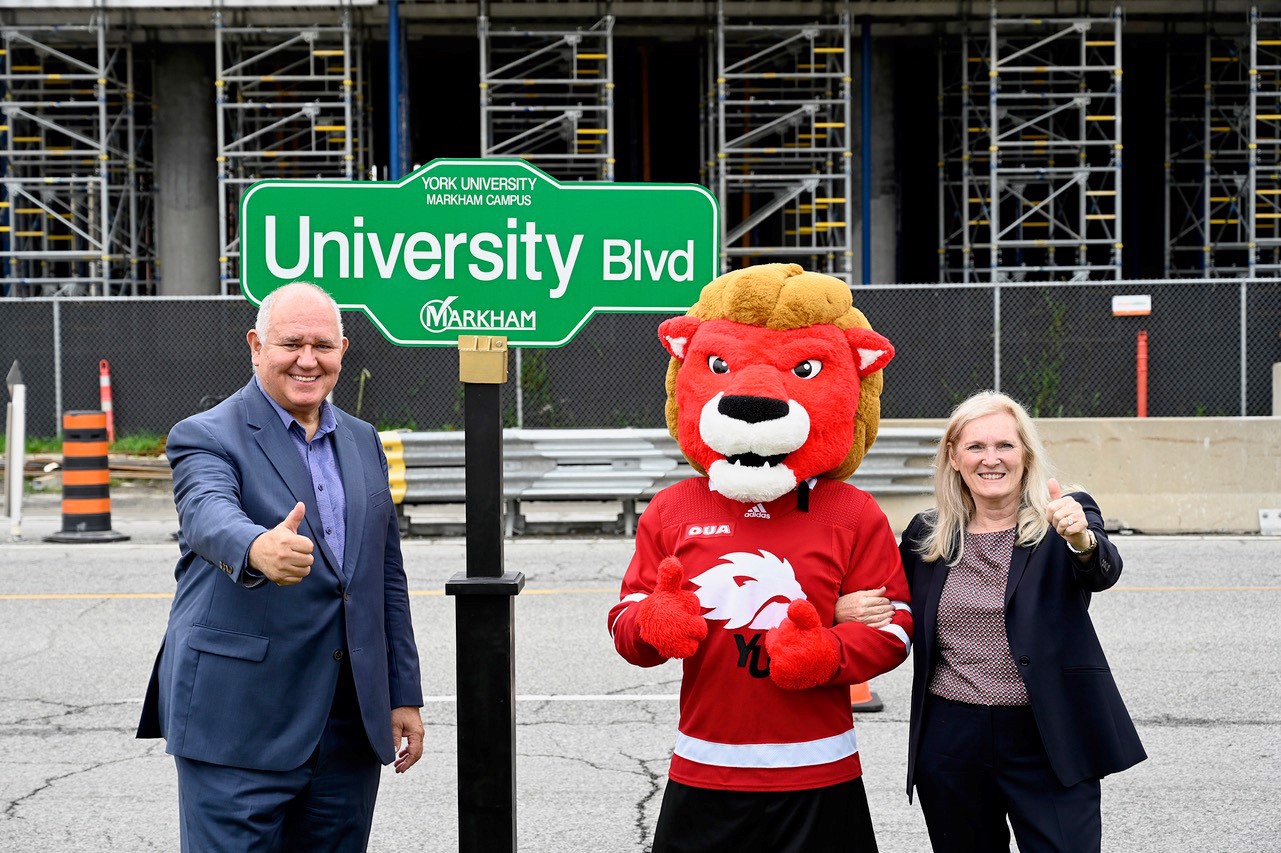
[658,262,894,504]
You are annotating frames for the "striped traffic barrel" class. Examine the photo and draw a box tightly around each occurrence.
[44,410,129,543]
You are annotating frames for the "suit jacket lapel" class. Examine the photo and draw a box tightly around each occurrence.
[244,382,342,577]
[924,558,950,661]
[1005,541,1034,605]
[333,416,367,580]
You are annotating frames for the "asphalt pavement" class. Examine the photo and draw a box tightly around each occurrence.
[1,485,1279,852]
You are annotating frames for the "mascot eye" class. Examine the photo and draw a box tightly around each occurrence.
[708,355,730,374]
[793,359,823,379]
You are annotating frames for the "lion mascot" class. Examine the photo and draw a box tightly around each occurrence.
[608,263,914,852]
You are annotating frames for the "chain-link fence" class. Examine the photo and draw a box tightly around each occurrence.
[2,279,1278,440]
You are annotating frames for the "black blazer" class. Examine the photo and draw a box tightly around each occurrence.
[901,491,1146,796]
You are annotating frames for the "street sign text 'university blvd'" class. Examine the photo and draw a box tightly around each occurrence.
[239,158,719,347]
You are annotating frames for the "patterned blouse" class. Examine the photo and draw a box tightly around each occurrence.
[928,526,1030,706]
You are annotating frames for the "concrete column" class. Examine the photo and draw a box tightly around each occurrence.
[154,45,218,295]
[853,39,898,284]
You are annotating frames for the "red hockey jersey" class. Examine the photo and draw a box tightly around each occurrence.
[609,477,913,792]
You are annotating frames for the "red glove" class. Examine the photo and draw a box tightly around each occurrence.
[636,556,707,659]
[765,599,840,690]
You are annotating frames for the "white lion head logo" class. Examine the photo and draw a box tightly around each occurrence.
[689,550,805,630]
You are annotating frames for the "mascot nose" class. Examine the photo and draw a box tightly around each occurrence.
[718,395,789,424]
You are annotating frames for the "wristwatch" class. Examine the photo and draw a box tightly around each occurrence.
[1066,529,1097,555]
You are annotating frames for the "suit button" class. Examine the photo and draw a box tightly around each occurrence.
[332,649,344,661]
[1018,655,1030,667]
[344,592,351,602]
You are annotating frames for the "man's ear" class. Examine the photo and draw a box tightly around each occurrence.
[658,315,702,361]
[844,327,894,377]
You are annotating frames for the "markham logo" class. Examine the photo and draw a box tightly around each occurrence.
[686,523,733,537]
[690,550,805,630]
[421,295,537,334]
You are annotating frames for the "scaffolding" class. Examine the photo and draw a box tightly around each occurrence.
[0,16,155,297]
[214,10,364,294]
[711,9,855,280]
[1249,7,1281,276]
[478,15,615,182]
[938,34,989,282]
[942,6,1124,282]
[1164,28,1254,277]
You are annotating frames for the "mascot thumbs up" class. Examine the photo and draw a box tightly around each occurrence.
[608,263,913,852]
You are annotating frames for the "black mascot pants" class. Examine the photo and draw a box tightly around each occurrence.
[651,776,878,853]
[914,695,1102,853]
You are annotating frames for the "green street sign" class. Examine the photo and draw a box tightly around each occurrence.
[239,158,719,347]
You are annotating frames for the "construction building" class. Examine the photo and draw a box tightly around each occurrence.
[1,1,1276,296]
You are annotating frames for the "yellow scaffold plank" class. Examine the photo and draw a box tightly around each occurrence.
[577,53,608,60]
[1257,212,1281,218]
[814,122,845,128]
[1210,218,1240,224]
[1086,190,1117,196]
[799,133,828,140]
[814,47,844,54]
[1256,189,1281,195]
[313,49,345,57]
[815,197,846,204]
[1085,40,1116,47]
[1086,214,1116,220]
[576,128,609,135]
[1020,222,1050,227]
[1086,115,1116,121]
[14,208,44,214]
[314,125,347,131]
[12,136,41,143]
[14,231,46,237]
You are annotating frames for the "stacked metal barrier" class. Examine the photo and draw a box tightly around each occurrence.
[380,426,940,535]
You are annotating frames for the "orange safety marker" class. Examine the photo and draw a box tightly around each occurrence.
[850,681,884,713]
[44,410,129,543]
[99,359,115,444]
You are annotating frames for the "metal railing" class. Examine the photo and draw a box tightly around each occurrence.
[380,426,940,535]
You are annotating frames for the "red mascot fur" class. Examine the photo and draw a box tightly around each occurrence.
[609,263,914,852]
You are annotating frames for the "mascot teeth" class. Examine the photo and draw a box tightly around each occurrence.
[727,452,788,469]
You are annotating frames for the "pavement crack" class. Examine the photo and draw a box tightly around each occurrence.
[3,753,140,820]
[624,751,666,851]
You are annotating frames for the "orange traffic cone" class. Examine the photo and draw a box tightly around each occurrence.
[850,681,884,713]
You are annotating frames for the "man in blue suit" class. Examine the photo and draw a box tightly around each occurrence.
[138,281,424,852]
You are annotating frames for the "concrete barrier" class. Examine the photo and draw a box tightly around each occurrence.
[883,417,1281,535]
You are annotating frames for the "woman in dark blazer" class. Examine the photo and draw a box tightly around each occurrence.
[839,391,1145,852]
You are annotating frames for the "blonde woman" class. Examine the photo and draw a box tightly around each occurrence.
[838,391,1145,852]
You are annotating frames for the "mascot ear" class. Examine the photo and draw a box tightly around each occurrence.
[658,315,702,361]
[845,327,895,378]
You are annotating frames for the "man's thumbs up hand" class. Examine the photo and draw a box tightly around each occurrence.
[249,501,314,586]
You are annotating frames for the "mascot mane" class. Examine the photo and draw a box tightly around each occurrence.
[664,262,887,483]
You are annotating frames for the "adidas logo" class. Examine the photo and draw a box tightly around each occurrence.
[744,503,771,519]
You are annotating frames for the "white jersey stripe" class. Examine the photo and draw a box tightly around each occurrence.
[880,622,910,654]
[673,728,858,769]
[609,593,649,636]
[891,600,911,613]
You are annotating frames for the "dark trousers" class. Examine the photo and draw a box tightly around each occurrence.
[652,776,879,853]
[914,695,1102,853]
[175,659,382,853]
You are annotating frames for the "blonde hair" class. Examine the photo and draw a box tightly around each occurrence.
[917,390,1056,564]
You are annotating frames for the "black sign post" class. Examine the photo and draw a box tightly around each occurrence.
[445,335,524,853]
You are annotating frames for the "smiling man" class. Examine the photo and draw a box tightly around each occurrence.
[138,281,424,853]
